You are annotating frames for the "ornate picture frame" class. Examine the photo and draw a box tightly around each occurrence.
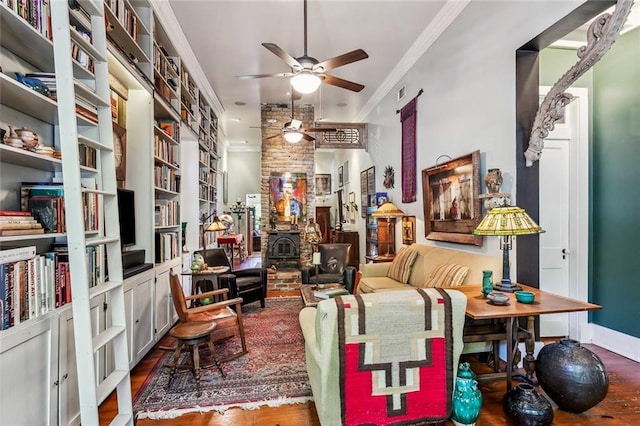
[315,174,331,196]
[421,150,482,246]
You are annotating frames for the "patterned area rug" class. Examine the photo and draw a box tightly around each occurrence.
[133,297,312,420]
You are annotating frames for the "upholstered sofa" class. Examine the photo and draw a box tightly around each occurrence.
[357,243,502,294]
[299,288,467,426]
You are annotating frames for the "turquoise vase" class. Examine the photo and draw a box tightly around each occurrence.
[482,270,493,297]
[451,362,482,426]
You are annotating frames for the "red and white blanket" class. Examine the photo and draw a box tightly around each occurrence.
[336,288,454,425]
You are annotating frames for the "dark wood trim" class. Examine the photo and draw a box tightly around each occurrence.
[515,0,616,290]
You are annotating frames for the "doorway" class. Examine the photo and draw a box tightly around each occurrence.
[538,86,589,339]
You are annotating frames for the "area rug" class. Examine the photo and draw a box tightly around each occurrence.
[133,297,312,420]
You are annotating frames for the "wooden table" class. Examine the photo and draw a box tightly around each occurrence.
[300,283,345,307]
[446,284,601,390]
[218,234,245,265]
[182,266,229,305]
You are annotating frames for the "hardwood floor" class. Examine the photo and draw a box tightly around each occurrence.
[99,289,640,425]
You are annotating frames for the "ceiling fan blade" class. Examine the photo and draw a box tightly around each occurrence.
[235,72,293,80]
[314,49,369,72]
[302,132,315,141]
[320,74,365,92]
[265,133,281,140]
[303,127,337,132]
[262,43,302,69]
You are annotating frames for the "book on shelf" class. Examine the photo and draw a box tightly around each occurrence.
[0,210,32,217]
[0,222,43,230]
[0,228,45,236]
[313,288,349,299]
[0,246,36,265]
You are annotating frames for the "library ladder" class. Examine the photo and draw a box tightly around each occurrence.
[50,1,133,424]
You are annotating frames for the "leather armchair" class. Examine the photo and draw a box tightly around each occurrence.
[196,248,267,308]
[301,243,356,293]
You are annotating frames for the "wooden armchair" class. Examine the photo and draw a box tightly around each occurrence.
[169,272,248,362]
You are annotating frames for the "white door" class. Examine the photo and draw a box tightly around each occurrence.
[539,87,589,338]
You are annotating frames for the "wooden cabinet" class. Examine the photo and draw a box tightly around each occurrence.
[316,206,331,243]
[330,230,360,269]
[376,218,397,257]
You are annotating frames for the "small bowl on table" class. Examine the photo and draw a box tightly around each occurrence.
[515,290,535,304]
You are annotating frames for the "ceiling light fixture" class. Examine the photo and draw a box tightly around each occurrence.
[284,131,304,143]
[290,71,321,94]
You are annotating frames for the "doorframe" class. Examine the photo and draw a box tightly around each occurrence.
[539,86,590,340]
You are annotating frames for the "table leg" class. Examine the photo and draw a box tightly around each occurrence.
[523,315,537,384]
[505,317,514,391]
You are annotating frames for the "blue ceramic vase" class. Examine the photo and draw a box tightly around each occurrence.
[451,362,482,426]
[482,270,493,297]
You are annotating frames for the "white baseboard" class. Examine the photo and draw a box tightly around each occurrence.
[584,324,640,362]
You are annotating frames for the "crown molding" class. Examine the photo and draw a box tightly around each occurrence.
[354,0,470,122]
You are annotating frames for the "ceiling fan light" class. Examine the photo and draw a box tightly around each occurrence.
[284,131,304,143]
[291,72,321,94]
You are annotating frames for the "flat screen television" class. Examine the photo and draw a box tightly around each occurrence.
[116,188,136,248]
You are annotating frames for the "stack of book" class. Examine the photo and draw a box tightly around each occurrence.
[0,211,44,236]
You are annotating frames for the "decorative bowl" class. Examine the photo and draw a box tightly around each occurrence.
[487,291,510,305]
[515,291,535,304]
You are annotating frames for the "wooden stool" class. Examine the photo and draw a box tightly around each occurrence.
[165,321,224,395]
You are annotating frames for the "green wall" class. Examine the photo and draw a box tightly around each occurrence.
[540,29,640,338]
[591,27,640,337]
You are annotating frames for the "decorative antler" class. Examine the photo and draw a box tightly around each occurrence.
[525,0,633,167]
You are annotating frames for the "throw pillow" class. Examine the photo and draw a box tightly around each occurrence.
[423,263,470,287]
[386,247,419,283]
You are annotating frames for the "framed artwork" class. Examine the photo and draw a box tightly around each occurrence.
[402,216,416,245]
[348,191,356,223]
[112,122,126,181]
[376,192,388,206]
[338,166,344,188]
[343,160,350,184]
[269,172,307,223]
[421,150,482,246]
[360,169,368,217]
[222,171,228,203]
[366,167,375,194]
[315,174,331,196]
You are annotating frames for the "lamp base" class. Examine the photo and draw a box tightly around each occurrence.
[494,281,522,293]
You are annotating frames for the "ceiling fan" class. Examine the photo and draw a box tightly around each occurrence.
[236,0,369,93]
[265,94,336,143]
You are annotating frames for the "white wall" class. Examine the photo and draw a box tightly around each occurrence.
[359,0,583,259]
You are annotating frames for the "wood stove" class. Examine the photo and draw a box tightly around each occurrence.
[267,231,300,267]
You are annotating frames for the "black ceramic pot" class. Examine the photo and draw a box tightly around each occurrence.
[536,338,609,413]
[503,383,554,426]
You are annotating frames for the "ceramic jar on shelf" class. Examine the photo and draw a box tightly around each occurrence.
[484,168,503,193]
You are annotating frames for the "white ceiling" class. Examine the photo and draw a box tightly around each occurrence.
[167,0,453,150]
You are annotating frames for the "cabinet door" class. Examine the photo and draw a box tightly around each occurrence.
[0,317,58,425]
[123,269,156,368]
[154,267,173,338]
[133,275,155,364]
[57,297,104,426]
